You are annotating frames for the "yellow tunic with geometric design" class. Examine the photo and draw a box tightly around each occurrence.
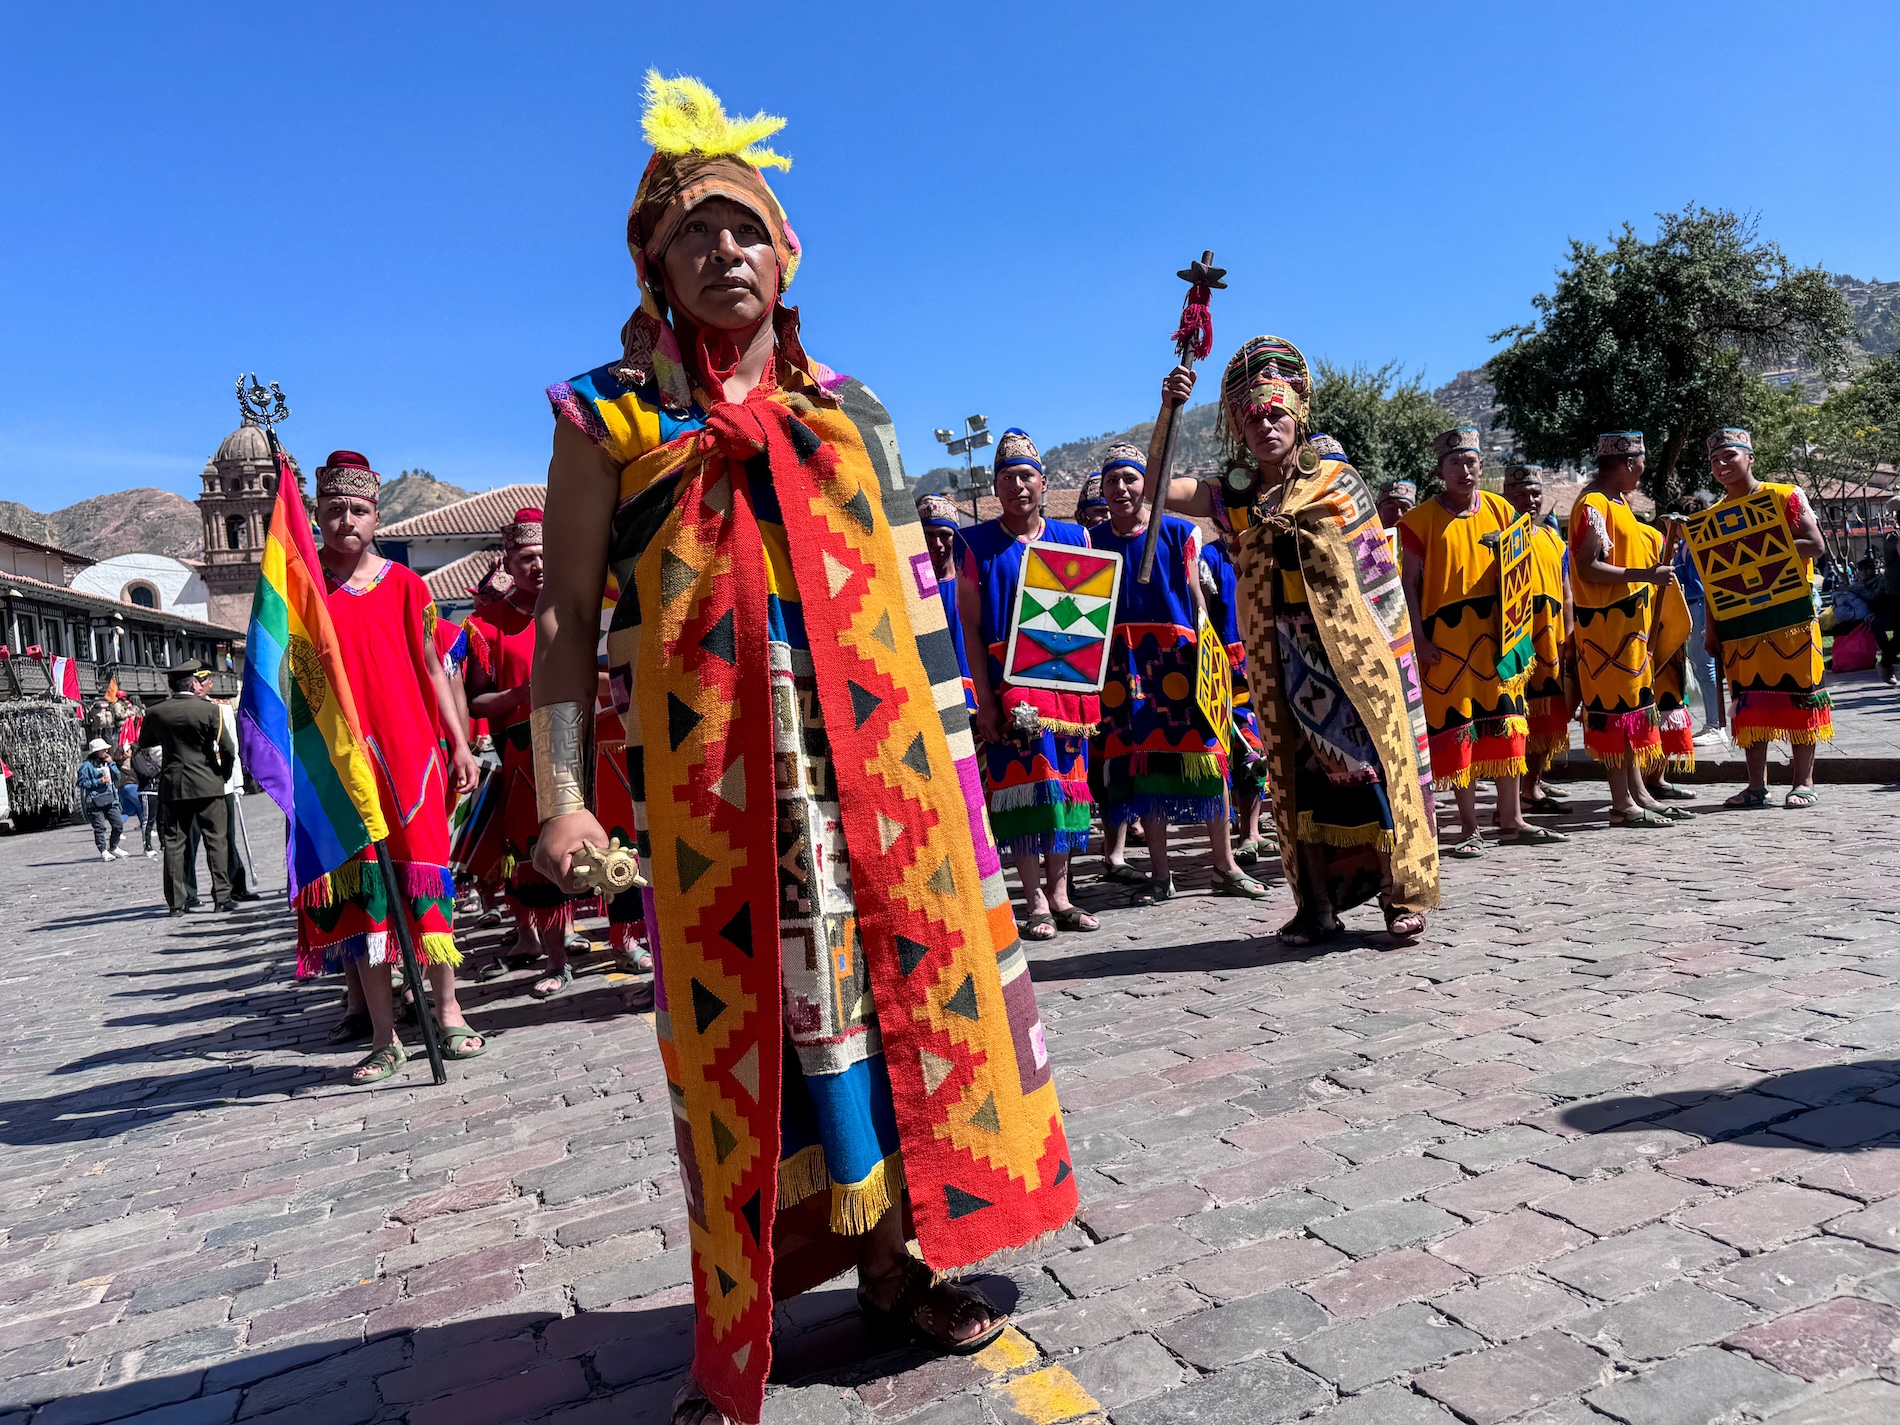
[1398,491,1528,786]
[1568,489,1663,770]
[1712,482,1833,749]
[1524,524,1571,757]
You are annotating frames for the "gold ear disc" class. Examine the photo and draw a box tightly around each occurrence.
[571,838,647,894]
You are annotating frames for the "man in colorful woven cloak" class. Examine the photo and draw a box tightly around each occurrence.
[1146,339,1439,944]
[301,452,487,1083]
[957,429,1103,937]
[1401,429,1566,856]
[526,75,1077,1425]
[1705,428,1833,809]
[1501,464,1575,814]
[1089,442,1269,902]
[461,507,592,998]
[1569,433,1682,828]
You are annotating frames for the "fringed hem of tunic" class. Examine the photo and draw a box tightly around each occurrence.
[779,1145,908,1237]
[299,930,461,978]
[1295,810,1396,851]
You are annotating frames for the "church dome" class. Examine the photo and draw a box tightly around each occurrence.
[214,420,271,465]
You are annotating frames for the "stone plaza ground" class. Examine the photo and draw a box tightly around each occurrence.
[4,694,1900,1424]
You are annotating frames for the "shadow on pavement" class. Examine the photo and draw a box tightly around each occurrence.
[0,1063,337,1146]
[1559,1057,1900,1150]
[4,1272,1025,1423]
[29,904,180,931]
[1027,928,1388,982]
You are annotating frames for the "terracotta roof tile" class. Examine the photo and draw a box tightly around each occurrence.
[423,548,501,603]
[379,484,548,539]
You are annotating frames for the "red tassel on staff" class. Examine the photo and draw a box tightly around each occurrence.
[1171,284,1214,362]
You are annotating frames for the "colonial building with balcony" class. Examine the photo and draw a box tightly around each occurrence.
[0,530,243,702]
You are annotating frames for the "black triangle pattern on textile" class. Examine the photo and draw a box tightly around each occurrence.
[741,1190,762,1245]
[710,1114,738,1164]
[660,548,698,605]
[943,1184,992,1220]
[786,417,823,463]
[841,488,874,531]
[699,609,737,664]
[900,734,930,778]
[1054,1159,1072,1186]
[716,1266,738,1296]
[895,934,930,976]
[943,974,978,1020]
[847,681,883,729]
[676,838,714,893]
[667,693,702,752]
[719,905,754,958]
[691,979,727,1034]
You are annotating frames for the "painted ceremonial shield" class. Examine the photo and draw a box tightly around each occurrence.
[1686,490,1814,641]
[1496,512,1535,683]
[1002,541,1123,693]
[1194,615,1234,756]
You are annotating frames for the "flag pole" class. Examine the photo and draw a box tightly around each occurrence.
[374,839,448,1086]
[252,404,449,1088]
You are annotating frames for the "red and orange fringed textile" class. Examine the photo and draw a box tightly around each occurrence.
[551,356,1077,1423]
[1582,708,1663,772]
[1733,690,1834,748]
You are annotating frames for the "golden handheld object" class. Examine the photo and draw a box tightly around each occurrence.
[570,837,646,895]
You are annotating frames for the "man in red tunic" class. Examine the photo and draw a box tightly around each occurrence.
[302,451,485,1085]
[464,509,584,998]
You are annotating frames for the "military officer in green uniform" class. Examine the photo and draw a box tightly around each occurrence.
[136,663,237,915]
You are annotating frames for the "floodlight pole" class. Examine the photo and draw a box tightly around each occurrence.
[935,416,992,525]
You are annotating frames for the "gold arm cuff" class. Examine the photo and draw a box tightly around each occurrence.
[531,701,592,822]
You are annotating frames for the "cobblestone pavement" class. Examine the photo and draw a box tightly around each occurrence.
[4,780,1900,1425]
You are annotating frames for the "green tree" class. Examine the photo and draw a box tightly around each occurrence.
[1487,206,1855,508]
[1310,360,1458,494]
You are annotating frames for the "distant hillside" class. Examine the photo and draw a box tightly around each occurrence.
[0,488,201,562]
[1837,275,1900,357]
[1434,272,1900,456]
[378,470,474,525]
[916,405,1223,497]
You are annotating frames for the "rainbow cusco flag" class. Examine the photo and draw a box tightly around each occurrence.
[237,446,387,897]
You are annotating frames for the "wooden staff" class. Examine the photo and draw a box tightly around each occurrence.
[1137,251,1227,584]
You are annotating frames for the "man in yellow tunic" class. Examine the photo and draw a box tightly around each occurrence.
[1502,465,1573,813]
[1400,429,1565,855]
[1705,427,1832,810]
[1569,432,1679,828]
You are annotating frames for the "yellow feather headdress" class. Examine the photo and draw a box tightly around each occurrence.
[641,71,791,172]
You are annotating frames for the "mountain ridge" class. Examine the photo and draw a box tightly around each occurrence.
[918,273,1897,491]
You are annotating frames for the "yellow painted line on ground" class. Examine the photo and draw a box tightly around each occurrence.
[972,1324,1042,1373]
[989,1364,1104,1424]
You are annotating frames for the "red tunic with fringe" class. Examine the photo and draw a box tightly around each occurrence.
[295,561,458,976]
[463,596,578,937]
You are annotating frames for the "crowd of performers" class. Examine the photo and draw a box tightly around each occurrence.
[921,390,1832,950]
[277,73,1837,1425]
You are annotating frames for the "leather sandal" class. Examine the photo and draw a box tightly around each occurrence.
[1278,910,1342,947]
[857,1257,1007,1356]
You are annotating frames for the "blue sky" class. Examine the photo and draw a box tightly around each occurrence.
[3,2,1896,509]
